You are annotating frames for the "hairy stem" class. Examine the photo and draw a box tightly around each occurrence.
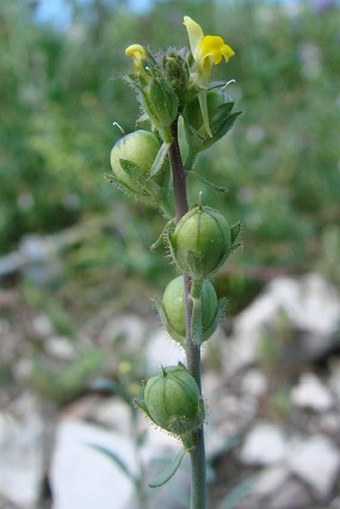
[169,119,206,509]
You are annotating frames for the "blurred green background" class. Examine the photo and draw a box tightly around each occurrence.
[1,0,339,320]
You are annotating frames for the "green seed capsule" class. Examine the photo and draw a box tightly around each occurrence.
[169,205,232,279]
[161,276,219,343]
[143,365,204,437]
[110,130,165,195]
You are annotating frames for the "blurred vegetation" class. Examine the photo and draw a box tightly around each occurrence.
[1,0,340,315]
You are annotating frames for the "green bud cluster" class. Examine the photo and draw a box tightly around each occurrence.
[128,54,178,142]
[162,51,191,112]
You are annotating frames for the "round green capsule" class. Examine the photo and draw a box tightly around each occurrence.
[170,205,232,279]
[110,130,164,195]
[161,275,219,343]
[143,365,204,437]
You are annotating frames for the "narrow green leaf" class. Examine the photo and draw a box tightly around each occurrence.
[210,102,235,133]
[148,447,187,488]
[87,443,138,484]
[189,171,227,193]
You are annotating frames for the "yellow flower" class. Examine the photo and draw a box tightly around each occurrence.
[125,44,147,73]
[183,16,235,85]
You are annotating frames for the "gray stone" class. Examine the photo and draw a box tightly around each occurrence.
[0,393,44,509]
[226,273,340,373]
[329,359,340,402]
[290,372,334,412]
[286,434,340,500]
[240,422,286,465]
[331,497,340,509]
[253,465,290,498]
[31,314,55,340]
[270,478,312,509]
[49,419,138,509]
[145,327,186,374]
[241,369,268,398]
[45,336,76,361]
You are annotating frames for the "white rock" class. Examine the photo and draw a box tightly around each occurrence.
[286,434,340,500]
[97,314,147,351]
[253,465,289,497]
[240,422,286,465]
[50,420,137,509]
[0,394,44,509]
[290,373,334,412]
[45,336,76,361]
[50,412,181,509]
[145,327,186,373]
[225,273,340,373]
[31,313,55,339]
[329,360,340,402]
[331,497,340,509]
[270,478,312,509]
[241,369,268,398]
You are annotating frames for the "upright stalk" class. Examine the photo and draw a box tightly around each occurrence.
[169,119,207,509]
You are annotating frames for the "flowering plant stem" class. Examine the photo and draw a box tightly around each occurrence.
[169,119,206,509]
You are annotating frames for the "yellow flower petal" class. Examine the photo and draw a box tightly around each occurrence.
[183,16,204,62]
[199,35,235,65]
[125,44,147,72]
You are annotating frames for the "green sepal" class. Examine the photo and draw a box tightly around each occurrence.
[150,141,171,178]
[200,108,241,152]
[231,221,242,246]
[192,292,226,346]
[190,279,203,346]
[134,395,152,421]
[187,250,203,279]
[148,447,187,488]
[105,173,157,207]
[154,299,185,347]
[150,218,175,251]
[119,158,161,197]
[191,294,203,346]
[188,170,227,193]
[198,91,212,137]
[204,297,226,341]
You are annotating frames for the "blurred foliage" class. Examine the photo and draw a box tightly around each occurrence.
[1,0,340,308]
[31,348,105,404]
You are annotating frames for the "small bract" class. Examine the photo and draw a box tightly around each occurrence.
[169,205,231,279]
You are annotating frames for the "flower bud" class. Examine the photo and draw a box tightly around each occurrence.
[140,75,178,141]
[162,51,190,110]
[160,275,219,344]
[110,130,167,195]
[140,364,204,437]
[169,205,232,279]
